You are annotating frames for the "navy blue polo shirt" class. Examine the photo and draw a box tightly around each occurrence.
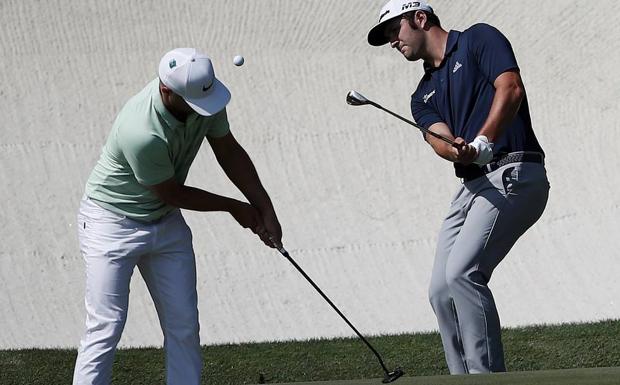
[410,23,544,177]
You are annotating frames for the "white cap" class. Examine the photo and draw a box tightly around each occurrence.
[158,48,231,116]
[367,0,434,46]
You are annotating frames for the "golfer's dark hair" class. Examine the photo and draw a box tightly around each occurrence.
[404,10,441,28]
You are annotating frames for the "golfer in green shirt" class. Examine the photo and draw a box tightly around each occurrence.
[73,48,282,385]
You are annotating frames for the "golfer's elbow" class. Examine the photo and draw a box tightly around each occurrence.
[147,178,184,207]
[505,81,525,106]
[495,71,525,107]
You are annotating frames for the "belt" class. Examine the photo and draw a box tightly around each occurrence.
[460,151,545,182]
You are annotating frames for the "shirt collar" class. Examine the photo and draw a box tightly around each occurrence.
[423,30,461,73]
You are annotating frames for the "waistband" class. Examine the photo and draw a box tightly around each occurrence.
[82,195,179,224]
[460,151,545,182]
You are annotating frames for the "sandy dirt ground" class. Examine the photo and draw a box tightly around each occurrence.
[1,0,619,348]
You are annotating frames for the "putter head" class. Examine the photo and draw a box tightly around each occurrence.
[346,90,369,106]
[382,367,404,383]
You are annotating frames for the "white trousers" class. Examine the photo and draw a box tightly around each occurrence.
[73,197,202,385]
[429,161,549,374]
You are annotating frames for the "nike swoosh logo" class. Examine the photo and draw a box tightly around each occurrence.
[202,83,212,92]
[379,10,390,21]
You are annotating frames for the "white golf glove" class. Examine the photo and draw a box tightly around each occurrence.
[470,135,494,165]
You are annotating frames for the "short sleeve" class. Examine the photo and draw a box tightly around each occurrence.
[411,87,444,132]
[118,124,174,186]
[468,23,519,83]
[205,108,231,138]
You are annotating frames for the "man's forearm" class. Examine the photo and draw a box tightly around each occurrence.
[426,122,460,162]
[218,146,275,215]
[164,184,244,213]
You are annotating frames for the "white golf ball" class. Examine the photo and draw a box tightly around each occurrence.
[233,55,244,66]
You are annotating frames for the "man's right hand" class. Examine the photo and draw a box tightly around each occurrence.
[229,202,283,248]
[451,137,479,165]
[229,201,264,233]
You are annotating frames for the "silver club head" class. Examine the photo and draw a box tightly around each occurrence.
[346,90,369,106]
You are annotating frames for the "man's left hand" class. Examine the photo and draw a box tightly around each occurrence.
[470,135,494,165]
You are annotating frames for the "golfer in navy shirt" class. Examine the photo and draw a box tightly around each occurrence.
[368,0,550,374]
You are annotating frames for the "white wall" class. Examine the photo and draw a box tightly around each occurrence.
[1,0,619,348]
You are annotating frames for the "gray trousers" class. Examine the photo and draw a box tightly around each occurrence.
[429,160,549,374]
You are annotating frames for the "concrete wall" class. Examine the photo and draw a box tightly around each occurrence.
[1,0,619,348]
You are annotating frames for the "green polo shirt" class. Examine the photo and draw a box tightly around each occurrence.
[85,78,230,222]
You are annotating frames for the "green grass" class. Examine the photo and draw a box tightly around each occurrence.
[1,319,619,385]
[275,367,620,385]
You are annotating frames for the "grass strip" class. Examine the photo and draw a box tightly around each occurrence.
[1,319,618,384]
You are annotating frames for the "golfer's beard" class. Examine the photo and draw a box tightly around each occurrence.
[403,51,421,62]
[399,45,421,62]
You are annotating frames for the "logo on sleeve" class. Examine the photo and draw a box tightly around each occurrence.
[423,89,436,104]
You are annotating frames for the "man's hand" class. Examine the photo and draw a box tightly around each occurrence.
[229,202,283,248]
[451,137,478,165]
[449,136,493,165]
[229,201,260,229]
[469,135,494,165]
[261,210,282,248]
[229,201,269,240]
[230,202,273,247]
[425,123,481,165]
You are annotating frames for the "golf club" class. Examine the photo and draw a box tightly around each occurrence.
[270,239,404,383]
[346,90,456,146]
